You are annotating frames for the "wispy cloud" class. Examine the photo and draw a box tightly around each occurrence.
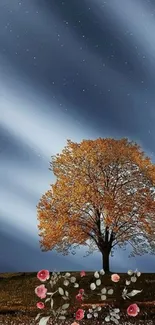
[0,0,155,272]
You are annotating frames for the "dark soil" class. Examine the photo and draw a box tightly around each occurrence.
[0,271,155,324]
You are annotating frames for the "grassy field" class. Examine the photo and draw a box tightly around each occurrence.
[0,271,155,324]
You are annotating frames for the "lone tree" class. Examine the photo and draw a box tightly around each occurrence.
[37,138,155,272]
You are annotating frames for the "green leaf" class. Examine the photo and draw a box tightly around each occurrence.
[87,313,92,319]
[127,289,142,297]
[62,296,68,300]
[74,283,79,287]
[105,315,110,322]
[51,298,54,309]
[92,304,97,309]
[96,279,101,286]
[39,316,50,325]
[50,280,53,287]
[58,287,64,295]
[35,313,41,321]
[52,310,56,316]
[62,303,70,309]
[65,272,71,277]
[114,308,120,313]
[58,316,66,320]
[136,271,141,277]
[60,310,67,314]
[100,269,105,275]
[90,283,96,290]
[125,280,130,285]
[70,276,76,283]
[127,270,133,275]
[94,271,100,278]
[63,280,69,286]
[101,295,106,300]
[113,318,119,324]
[56,307,62,313]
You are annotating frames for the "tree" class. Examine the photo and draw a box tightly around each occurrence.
[37,138,155,273]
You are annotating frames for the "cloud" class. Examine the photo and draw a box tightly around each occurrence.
[0,0,155,272]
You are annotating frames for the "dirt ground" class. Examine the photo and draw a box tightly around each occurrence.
[0,271,155,324]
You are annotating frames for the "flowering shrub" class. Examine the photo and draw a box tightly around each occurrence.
[34,268,142,325]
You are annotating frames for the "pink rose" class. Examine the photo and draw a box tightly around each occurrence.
[80,271,86,277]
[79,288,84,295]
[127,304,140,317]
[76,293,83,302]
[37,302,45,309]
[37,269,50,282]
[111,273,120,282]
[35,284,47,299]
[71,323,79,325]
[75,308,85,320]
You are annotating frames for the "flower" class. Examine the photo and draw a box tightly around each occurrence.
[37,302,45,309]
[80,271,86,277]
[76,293,83,302]
[35,284,47,299]
[127,304,140,317]
[75,308,85,320]
[79,288,84,295]
[37,269,50,282]
[34,268,142,324]
[111,273,120,282]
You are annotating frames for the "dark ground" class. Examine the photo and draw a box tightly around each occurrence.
[0,272,155,324]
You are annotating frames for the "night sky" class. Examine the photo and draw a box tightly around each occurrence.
[1,0,155,273]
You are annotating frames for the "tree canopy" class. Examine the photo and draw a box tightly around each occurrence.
[37,138,155,265]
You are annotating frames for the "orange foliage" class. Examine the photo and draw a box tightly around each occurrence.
[37,138,155,256]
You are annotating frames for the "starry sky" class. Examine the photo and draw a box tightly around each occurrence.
[1,0,155,273]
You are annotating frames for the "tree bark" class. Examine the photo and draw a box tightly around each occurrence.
[102,248,110,273]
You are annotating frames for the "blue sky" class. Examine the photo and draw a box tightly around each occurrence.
[1,0,155,273]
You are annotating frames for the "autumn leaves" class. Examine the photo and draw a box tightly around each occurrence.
[37,138,155,272]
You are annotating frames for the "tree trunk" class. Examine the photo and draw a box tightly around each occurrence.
[102,249,110,273]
